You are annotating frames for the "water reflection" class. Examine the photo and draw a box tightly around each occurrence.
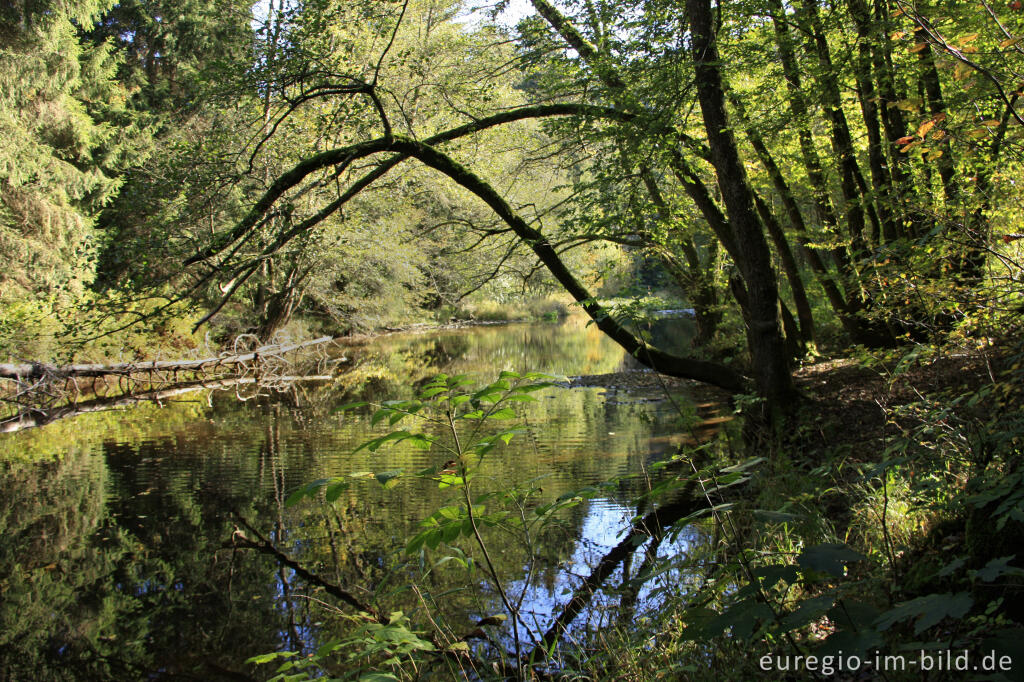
[0,316,716,679]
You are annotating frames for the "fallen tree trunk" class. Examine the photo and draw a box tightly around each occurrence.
[0,375,332,433]
[0,336,333,381]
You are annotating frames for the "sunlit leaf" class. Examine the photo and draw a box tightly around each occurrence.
[374,470,403,489]
[486,407,516,420]
[325,480,349,502]
[418,386,448,399]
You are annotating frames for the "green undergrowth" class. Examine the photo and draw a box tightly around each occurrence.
[246,340,1024,681]
[610,340,1024,681]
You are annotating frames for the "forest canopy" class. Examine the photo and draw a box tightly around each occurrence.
[1,0,1022,400]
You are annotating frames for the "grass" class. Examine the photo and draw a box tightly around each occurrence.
[449,297,571,323]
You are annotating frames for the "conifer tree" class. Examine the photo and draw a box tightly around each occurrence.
[0,0,147,300]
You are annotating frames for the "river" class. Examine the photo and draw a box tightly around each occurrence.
[0,314,726,680]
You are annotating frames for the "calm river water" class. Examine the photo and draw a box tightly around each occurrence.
[0,315,722,680]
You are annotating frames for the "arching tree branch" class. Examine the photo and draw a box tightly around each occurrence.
[388,138,748,392]
[185,103,636,267]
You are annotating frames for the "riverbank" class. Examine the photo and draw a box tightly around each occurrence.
[596,338,1024,681]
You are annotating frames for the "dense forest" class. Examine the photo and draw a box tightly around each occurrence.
[2,0,1024,678]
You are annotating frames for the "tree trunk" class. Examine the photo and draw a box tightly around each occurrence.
[800,0,870,258]
[848,0,898,244]
[687,0,796,406]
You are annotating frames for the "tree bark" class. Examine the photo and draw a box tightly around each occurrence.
[849,0,898,244]
[800,0,870,258]
[686,0,796,405]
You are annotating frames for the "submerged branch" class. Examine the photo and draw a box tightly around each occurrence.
[228,515,384,623]
[528,483,705,662]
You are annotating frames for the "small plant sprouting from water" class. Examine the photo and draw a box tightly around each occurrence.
[250,370,616,680]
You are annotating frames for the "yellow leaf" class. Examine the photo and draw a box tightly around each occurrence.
[958,33,979,45]
[891,30,906,40]
[981,119,1001,127]
[896,98,923,112]
[954,63,972,80]
[999,36,1024,48]
[930,129,947,141]
[917,120,936,137]
[925,150,944,161]
[910,42,929,53]
[966,128,989,139]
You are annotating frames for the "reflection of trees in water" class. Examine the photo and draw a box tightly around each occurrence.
[0,321,719,676]
[0,452,139,680]
[622,318,697,369]
[0,431,301,678]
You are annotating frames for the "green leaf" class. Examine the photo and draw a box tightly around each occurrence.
[797,543,866,578]
[720,457,766,473]
[438,474,466,489]
[374,470,403,489]
[496,428,522,444]
[514,381,556,392]
[780,594,835,631]
[418,386,448,399]
[325,481,349,502]
[975,556,1023,582]
[753,510,802,523]
[406,532,428,554]
[354,431,426,453]
[752,564,800,588]
[285,478,330,507]
[874,592,973,634]
[406,434,434,450]
[440,521,461,544]
[437,505,463,520]
[246,651,298,665]
[503,394,537,402]
[472,390,503,404]
[703,600,774,640]
[816,627,885,658]
[937,557,966,578]
[315,638,342,658]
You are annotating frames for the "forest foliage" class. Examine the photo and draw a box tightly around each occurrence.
[2,0,1024,677]
[3,0,1022,401]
